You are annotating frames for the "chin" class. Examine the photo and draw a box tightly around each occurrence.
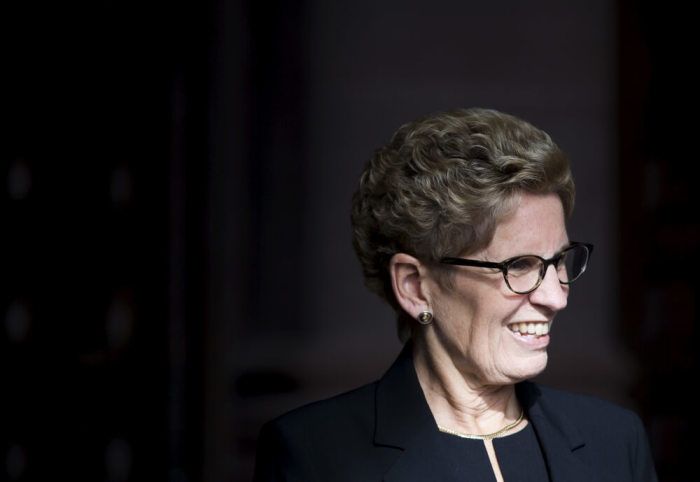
[507,353,549,383]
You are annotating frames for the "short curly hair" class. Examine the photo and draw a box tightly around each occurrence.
[350,108,575,340]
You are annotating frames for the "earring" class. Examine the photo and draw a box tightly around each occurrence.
[417,311,433,325]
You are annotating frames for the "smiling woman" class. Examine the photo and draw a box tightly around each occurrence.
[406,193,571,392]
[252,109,657,481]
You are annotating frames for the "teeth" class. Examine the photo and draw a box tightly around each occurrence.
[509,322,550,337]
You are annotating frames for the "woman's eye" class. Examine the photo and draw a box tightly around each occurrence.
[508,257,539,274]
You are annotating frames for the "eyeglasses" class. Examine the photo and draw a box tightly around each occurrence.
[439,242,593,295]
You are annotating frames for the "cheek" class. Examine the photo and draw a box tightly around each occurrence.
[431,296,477,348]
[431,277,522,342]
[444,296,515,345]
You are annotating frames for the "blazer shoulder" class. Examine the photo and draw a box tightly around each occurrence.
[270,381,378,435]
[533,383,640,422]
[525,383,657,481]
[527,382,652,458]
[253,381,383,482]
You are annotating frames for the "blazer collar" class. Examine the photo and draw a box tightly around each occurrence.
[374,342,433,449]
[374,343,608,482]
[517,382,607,482]
[374,343,470,481]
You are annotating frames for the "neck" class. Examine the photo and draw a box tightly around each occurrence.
[411,335,522,436]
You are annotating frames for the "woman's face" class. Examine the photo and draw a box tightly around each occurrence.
[427,193,570,386]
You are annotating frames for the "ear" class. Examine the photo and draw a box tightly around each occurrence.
[389,253,432,320]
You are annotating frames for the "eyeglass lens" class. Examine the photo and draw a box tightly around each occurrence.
[506,245,589,294]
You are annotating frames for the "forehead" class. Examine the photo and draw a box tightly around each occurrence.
[484,193,568,258]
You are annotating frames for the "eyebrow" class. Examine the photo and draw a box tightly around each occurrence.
[483,241,572,262]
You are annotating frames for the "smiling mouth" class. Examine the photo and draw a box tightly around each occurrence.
[508,322,550,337]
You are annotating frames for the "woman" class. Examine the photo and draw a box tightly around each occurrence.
[253,108,657,481]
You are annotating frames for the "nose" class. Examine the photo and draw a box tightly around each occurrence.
[528,264,568,312]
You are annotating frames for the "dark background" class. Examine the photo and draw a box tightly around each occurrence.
[3,1,697,481]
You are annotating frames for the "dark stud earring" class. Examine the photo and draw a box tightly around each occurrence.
[417,311,433,325]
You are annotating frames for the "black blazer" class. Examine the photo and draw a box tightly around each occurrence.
[253,344,657,481]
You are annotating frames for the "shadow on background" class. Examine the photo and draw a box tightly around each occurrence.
[618,0,698,478]
[3,1,696,481]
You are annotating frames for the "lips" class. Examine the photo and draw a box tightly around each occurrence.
[508,322,550,337]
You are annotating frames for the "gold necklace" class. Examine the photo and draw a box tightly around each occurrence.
[437,409,525,440]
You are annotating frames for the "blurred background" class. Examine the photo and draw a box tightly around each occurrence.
[3,0,697,480]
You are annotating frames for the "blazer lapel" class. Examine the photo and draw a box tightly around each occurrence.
[517,382,615,482]
[373,344,484,482]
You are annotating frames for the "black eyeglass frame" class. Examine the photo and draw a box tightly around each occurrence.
[439,242,594,295]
